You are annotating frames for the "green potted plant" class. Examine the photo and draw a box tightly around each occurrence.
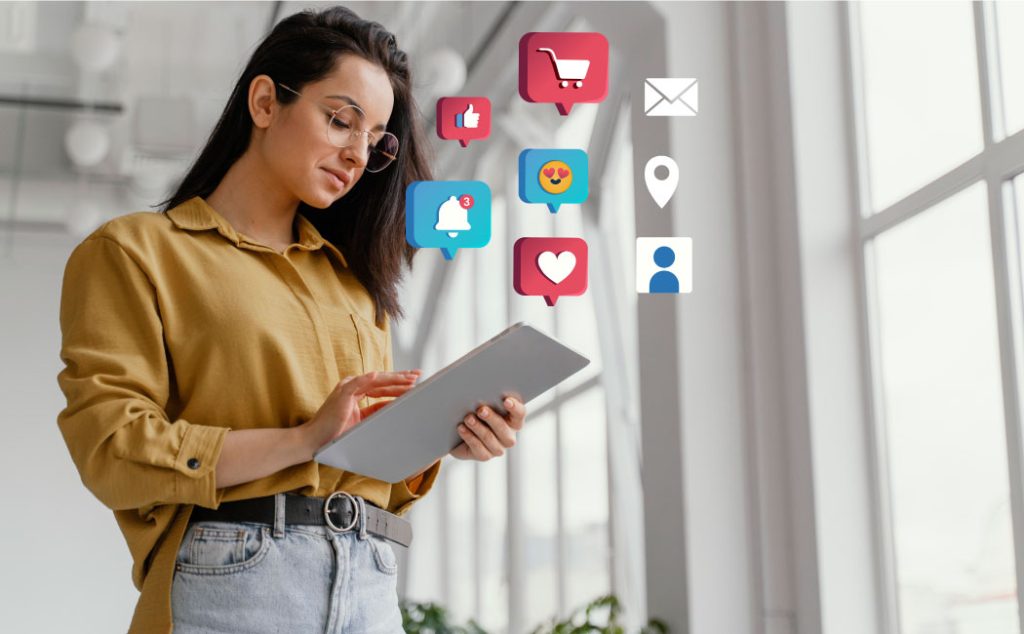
[400,594,668,634]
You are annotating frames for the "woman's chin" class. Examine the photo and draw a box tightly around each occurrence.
[304,189,340,209]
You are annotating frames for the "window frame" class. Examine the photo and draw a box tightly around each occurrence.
[845,2,1024,632]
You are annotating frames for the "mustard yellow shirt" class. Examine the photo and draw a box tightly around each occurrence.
[55,195,441,633]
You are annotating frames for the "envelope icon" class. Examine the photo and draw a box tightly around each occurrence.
[644,78,699,117]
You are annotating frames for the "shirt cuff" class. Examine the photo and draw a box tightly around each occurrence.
[174,422,230,509]
[387,459,442,516]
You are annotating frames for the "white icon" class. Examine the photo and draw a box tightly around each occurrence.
[537,250,576,284]
[644,156,679,209]
[636,237,692,294]
[644,78,699,117]
[462,103,480,129]
[537,47,590,89]
[434,196,471,238]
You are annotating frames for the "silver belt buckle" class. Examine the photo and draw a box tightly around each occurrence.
[323,491,359,533]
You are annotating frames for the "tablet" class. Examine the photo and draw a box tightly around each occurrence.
[313,321,591,482]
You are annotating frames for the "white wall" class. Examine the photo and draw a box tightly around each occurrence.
[0,229,138,632]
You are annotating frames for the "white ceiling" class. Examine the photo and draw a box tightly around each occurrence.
[0,1,511,228]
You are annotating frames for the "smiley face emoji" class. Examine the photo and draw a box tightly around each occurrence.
[538,160,573,195]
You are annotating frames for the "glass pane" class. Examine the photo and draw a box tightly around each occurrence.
[405,481,444,604]
[520,411,559,627]
[554,206,603,393]
[871,182,1019,633]
[857,2,983,212]
[446,462,476,623]
[995,2,1024,137]
[478,458,509,631]
[560,388,611,610]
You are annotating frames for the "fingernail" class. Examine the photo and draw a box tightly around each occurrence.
[478,407,489,417]
[504,398,514,408]
[466,416,476,426]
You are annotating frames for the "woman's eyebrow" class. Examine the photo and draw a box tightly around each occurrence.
[324,94,387,132]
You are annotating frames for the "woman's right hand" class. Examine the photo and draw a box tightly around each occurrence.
[298,370,421,456]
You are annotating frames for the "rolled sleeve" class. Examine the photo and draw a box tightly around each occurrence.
[386,458,442,516]
[56,234,230,511]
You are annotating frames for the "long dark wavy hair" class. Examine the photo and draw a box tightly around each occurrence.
[158,5,431,326]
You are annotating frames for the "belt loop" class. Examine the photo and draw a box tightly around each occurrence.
[356,496,368,540]
[273,493,286,538]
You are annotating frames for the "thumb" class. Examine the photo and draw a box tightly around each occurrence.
[465,103,475,114]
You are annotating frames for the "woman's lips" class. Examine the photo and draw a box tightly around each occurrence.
[322,168,346,189]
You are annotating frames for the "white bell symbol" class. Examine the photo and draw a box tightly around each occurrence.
[434,195,472,238]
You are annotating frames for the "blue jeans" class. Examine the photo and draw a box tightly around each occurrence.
[171,493,404,633]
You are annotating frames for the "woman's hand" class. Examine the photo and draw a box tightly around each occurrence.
[450,395,527,462]
[298,370,421,456]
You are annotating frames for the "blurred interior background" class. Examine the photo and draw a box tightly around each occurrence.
[2,1,1024,633]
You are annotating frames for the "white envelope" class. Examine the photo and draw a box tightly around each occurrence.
[644,78,699,117]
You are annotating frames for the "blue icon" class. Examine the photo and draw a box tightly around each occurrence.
[406,181,491,260]
[518,148,589,213]
[649,246,679,293]
[635,237,692,294]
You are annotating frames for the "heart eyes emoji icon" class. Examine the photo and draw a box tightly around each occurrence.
[538,160,573,195]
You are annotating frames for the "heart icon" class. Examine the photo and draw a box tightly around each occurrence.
[542,167,555,178]
[557,168,569,178]
[536,251,576,284]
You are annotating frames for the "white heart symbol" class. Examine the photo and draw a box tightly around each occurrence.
[537,251,576,284]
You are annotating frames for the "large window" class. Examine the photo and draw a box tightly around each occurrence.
[851,2,1024,632]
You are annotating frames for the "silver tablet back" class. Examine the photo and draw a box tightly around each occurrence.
[313,322,590,482]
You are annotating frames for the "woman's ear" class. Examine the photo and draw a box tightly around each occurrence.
[248,74,278,130]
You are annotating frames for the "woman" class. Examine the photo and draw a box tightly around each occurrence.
[55,6,525,633]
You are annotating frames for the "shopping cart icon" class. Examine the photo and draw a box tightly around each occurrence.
[537,47,590,89]
[519,32,608,115]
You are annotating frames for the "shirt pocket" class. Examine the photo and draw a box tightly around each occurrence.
[321,308,388,377]
[350,312,388,372]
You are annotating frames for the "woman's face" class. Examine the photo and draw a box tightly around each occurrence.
[256,54,396,209]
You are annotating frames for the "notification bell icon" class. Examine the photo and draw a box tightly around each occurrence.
[434,195,472,238]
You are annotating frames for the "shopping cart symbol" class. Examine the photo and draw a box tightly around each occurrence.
[536,47,590,89]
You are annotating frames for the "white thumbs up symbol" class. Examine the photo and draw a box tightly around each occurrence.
[459,103,480,129]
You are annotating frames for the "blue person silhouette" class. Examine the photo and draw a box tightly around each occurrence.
[649,246,680,293]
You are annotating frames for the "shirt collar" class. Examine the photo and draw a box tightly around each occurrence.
[166,196,348,267]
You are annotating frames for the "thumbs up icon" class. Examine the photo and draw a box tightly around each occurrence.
[437,97,491,147]
[455,103,481,129]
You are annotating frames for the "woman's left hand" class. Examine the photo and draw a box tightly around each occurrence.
[450,395,527,461]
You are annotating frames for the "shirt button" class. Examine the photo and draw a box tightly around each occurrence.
[187,458,201,470]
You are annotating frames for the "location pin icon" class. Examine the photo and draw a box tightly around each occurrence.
[644,155,679,209]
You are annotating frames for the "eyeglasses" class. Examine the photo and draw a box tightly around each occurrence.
[276,82,399,173]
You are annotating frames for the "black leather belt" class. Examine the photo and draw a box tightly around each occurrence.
[188,491,413,548]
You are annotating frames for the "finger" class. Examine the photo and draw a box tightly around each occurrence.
[464,413,505,457]
[449,441,472,461]
[360,401,390,417]
[457,422,493,461]
[476,405,516,448]
[362,384,417,398]
[344,372,416,397]
[501,396,526,431]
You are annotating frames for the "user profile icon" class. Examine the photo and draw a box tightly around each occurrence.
[636,237,692,294]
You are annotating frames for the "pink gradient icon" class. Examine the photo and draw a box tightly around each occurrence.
[513,237,589,306]
[436,97,491,147]
[518,32,608,116]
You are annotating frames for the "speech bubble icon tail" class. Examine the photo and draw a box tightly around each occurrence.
[555,103,573,116]
[441,247,458,260]
[546,203,561,214]
[459,139,470,148]
[544,295,559,306]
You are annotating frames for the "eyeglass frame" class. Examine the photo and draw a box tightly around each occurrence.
[276,82,399,173]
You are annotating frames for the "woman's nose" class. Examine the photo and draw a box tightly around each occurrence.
[339,136,369,169]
